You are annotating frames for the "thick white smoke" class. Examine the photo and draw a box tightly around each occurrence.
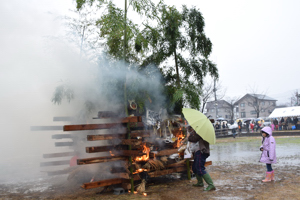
[0,0,166,184]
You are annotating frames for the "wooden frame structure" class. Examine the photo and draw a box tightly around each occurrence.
[38,112,212,192]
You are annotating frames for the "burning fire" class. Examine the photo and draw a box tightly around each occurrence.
[133,168,148,174]
[175,127,185,148]
[109,151,115,156]
[135,143,150,162]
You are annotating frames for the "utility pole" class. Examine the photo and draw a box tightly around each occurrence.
[214,78,218,119]
[297,90,299,106]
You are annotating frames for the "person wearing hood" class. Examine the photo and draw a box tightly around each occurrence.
[259,126,277,182]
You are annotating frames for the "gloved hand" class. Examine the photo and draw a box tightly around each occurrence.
[260,147,263,151]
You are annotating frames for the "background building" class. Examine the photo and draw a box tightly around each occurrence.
[205,93,277,120]
[205,100,232,120]
[235,94,277,118]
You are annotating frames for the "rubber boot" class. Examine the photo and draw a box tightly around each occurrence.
[202,173,216,191]
[193,174,204,187]
[271,170,275,181]
[262,172,272,182]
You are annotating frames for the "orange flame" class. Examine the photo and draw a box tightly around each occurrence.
[135,144,150,162]
[143,193,147,196]
[138,168,143,172]
[175,128,185,148]
[133,168,147,174]
[109,151,115,156]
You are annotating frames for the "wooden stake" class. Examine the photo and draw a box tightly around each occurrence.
[43,152,75,158]
[147,166,186,177]
[130,130,151,137]
[40,160,70,167]
[85,145,126,153]
[87,134,126,141]
[150,149,179,157]
[81,178,124,189]
[63,116,142,131]
[77,156,126,165]
[186,158,191,180]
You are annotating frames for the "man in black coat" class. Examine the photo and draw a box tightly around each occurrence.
[293,116,299,130]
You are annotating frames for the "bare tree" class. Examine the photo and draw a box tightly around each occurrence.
[290,90,300,106]
[200,79,226,113]
[246,87,274,118]
[64,6,100,62]
[225,96,240,122]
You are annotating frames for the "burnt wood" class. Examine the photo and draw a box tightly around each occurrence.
[120,139,143,146]
[81,178,123,189]
[111,150,146,156]
[77,156,126,165]
[147,166,186,177]
[63,116,142,131]
[85,145,127,153]
[130,130,151,137]
[64,123,123,132]
[87,134,126,141]
[150,149,179,157]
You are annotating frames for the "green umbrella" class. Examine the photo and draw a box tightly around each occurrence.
[182,108,216,144]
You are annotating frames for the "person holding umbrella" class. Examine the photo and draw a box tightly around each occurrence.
[238,119,243,136]
[186,126,216,191]
[182,108,216,191]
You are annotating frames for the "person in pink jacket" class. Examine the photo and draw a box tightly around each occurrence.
[259,126,277,182]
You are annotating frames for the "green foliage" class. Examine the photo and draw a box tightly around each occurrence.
[76,0,107,10]
[140,4,218,111]
[70,0,219,114]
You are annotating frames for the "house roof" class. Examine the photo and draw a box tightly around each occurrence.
[236,93,277,103]
[269,106,300,118]
[206,100,231,109]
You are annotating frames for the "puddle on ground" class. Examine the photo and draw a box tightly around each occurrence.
[210,141,300,166]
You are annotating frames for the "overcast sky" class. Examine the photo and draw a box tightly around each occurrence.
[159,0,300,105]
[2,0,300,106]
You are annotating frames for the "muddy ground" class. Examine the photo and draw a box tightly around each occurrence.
[1,137,300,200]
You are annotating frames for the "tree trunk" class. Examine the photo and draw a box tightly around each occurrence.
[174,48,183,114]
[174,49,180,88]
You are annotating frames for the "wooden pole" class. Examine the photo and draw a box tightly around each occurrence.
[186,158,191,180]
[63,116,142,131]
[77,156,126,165]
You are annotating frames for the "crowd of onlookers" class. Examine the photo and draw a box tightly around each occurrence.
[271,116,299,131]
[214,116,300,134]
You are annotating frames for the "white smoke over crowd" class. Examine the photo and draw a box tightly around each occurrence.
[0,0,167,184]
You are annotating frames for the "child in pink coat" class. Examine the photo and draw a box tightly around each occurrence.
[259,127,276,182]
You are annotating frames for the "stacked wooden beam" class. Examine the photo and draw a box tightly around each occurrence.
[39,112,213,191]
